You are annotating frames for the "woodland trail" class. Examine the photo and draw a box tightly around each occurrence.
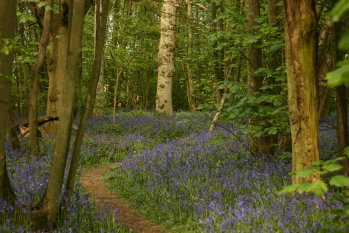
[80,163,171,233]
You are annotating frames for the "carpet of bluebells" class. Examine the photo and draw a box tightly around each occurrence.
[102,113,348,233]
[1,112,348,232]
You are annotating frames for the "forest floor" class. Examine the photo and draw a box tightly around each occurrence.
[80,163,170,233]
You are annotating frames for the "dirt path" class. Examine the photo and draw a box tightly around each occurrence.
[80,163,170,233]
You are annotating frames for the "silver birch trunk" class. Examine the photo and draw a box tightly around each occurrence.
[156,0,177,115]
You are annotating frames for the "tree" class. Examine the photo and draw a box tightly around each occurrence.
[29,0,53,156]
[0,0,17,204]
[30,0,91,228]
[92,0,107,116]
[185,0,196,112]
[43,0,72,137]
[246,0,267,154]
[156,0,177,115]
[66,0,110,202]
[284,0,320,184]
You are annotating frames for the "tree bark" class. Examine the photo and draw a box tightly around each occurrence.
[66,0,109,202]
[336,86,349,175]
[0,0,17,203]
[211,1,224,104]
[93,2,107,116]
[38,0,87,226]
[29,1,53,156]
[113,68,122,123]
[246,0,273,154]
[334,20,349,175]
[45,1,70,137]
[318,24,335,119]
[185,0,196,112]
[284,0,320,184]
[156,0,177,115]
[7,109,21,150]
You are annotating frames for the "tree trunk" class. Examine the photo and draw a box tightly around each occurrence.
[318,24,335,120]
[336,86,349,175]
[37,0,87,227]
[284,0,320,184]
[335,21,349,175]
[7,109,21,151]
[45,8,70,137]
[66,0,109,203]
[211,1,224,104]
[113,69,122,123]
[93,57,105,116]
[93,3,107,116]
[156,0,177,115]
[185,0,196,112]
[0,0,17,203]
[246,0,272,154]
[29,1,53,156]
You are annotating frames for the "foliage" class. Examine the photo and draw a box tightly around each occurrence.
[325,0,349,87]
[280,151,349,230]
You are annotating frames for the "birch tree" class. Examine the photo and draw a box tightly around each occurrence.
[156,0,177,115]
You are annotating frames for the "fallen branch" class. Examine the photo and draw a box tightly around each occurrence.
[20,116,59,136]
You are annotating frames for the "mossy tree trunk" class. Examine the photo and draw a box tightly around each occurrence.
[156,0,177,115]
[45,2,70,137]
[31,0,89,228]
[66,0,110,202]
[29,0,53,156]
[284,0,320,184]
[0,0,17,204]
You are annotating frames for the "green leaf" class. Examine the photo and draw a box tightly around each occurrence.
[308,180,328,196]
[339,29,349,50]
[331,0,349,22]
[322,163,343,172]
[296,167,318,178]
[330,175,349,187]
[279,184,298,194]
[325,65,349,87]
[254,68,268,77]
[296,182,312,194]
[344,147,349,156]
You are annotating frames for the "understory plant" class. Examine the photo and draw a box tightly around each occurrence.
[105,120,347,232]
[1,139,130,232]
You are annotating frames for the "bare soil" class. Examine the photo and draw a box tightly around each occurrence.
[80,163,171,233]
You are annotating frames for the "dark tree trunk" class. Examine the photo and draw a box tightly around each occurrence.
[0,0,17,203]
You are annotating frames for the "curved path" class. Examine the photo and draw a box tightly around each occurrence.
[80,163,170,233]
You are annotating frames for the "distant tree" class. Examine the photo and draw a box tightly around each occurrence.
[284,0,320,184]
[211,0,224,104]
[92,0,107,116]
[185,0,196,112]
[246,0,269,154]
[156,0,177,115]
